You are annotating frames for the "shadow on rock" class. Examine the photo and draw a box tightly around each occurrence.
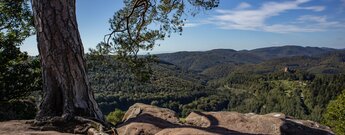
[116,103,334,135]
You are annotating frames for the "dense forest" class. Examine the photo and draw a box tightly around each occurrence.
[87,46,345,123]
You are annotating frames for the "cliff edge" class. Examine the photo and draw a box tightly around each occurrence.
[117,103,333,135]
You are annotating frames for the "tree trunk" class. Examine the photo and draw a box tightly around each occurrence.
[32,0,104,122]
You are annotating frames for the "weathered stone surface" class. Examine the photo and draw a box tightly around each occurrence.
[117,103,180,135]
[156,127,223,135]
[122,103,179,124]
[117,122,165,135]
[117,103,334,135]
[155,127,255,135]
[185,111,334,135]
[0,120,75,135]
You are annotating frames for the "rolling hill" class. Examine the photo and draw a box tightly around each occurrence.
[247,45,337,59]
[157,45,344,77]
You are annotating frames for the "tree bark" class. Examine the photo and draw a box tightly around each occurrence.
[32,0,104,122]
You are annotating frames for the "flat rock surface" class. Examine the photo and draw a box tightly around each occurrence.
[185,112,334,135]
[117,103,335,135]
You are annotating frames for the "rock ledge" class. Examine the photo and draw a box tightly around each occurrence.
[117,103,334,135]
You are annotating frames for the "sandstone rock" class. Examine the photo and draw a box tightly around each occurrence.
[117,122,165,135]
[0,120,75,135]
[116,103,180,135]
[156,126,253,135]
[156,127,223,135]
[185,111,334,135]
[116,103,334,135]
[122,103,179,124]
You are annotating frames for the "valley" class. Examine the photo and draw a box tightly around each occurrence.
[88,45,345,122]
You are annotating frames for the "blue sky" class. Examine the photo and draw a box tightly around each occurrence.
[22,0,345,55]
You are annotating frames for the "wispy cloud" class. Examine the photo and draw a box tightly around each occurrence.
[184,23,202,28]
[298,15,327,23]
[263,24,323,33]
[235,2,251,10]
[296,15,344,29]
[190,0,344,33]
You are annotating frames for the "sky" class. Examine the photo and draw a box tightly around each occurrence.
[21,0,345,55]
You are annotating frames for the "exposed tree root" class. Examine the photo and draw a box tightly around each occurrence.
[29,116,117,135]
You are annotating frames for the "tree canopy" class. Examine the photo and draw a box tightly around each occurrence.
[0,0,41,101]
[323,90,345,135]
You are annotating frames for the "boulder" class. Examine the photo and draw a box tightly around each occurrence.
[116,103,334,135]
[117,122,165,135]
[121,103,180,124]
[185,111,334,135]
[116,103,180,135]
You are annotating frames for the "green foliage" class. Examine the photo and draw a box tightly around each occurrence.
[0,99,37,121]
[0,0,41,101]
[0,0,33,39]
[106,109,125,125]
[0,57,41,101]
[89,42,156,82]
[179,117,186,123]
[213,72,345,121]
[323,90,345,135]
[87,54,209,115]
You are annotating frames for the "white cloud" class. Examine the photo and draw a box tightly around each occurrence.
[297,15,343,28]
[210,0,323,31]
[200,0,343,33]
[262,15,345,33]
[298,15,327,23]
[300,6,325,12]
[263,24,323,33]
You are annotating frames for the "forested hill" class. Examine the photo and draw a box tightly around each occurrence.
[248,45,337,59]
[156,45,340,72]
[201,51,345,78]
[88,45,345,124]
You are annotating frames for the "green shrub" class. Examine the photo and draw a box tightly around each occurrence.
[106,109,125,125]
[0,0,41,101]
[0,99,37,121]
[323,90,345,135]
[179,118,186,124]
